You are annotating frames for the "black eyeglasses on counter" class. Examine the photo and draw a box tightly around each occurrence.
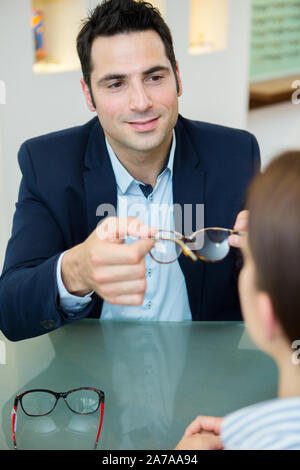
[11,387,105,450]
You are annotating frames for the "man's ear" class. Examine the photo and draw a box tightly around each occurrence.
[257,292,281,342]
[175,61,183,97]
[80,78,96,112]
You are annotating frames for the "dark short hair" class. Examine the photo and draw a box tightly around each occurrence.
[76,0,179,95]
[245,151,300,344]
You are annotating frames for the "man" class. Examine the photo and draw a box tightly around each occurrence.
[0,0,260,341]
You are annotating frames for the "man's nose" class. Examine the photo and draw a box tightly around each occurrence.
[129,81,152,112]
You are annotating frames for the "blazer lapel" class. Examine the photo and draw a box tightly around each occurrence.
[83,119,117,235]
[173,116,205,320]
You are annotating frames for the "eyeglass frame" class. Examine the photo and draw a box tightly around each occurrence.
[11,387,105,450]
[151,227,245,263]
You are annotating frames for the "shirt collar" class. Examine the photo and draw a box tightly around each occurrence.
[105,129,176,195]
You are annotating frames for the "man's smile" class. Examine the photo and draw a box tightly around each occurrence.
[126,116,160,132]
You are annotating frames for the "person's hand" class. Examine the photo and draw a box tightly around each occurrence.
[229,209,249,248]
[175,415,224,450]
[175,432,224,451]
[61,217,157,305]
[182,415,224,437]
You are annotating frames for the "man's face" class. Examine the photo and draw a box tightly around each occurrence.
[82,30,182,155]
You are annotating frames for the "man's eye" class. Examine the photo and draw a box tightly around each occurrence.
[149,75,163,82]
[108,81,123,89]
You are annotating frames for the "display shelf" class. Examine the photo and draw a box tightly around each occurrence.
[249,0,300,107]
[189,0,229,55]
[249,74,299,108]
[31,0,86,74]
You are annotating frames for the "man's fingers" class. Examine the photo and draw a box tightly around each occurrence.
[100,279,146,298]
[229,210,249,248]
[91,238,155,266]
[95,263,146,283]
[228,234,241,248]
[110,294,145,306]
[233,209,249,231]
[96,217,157,242]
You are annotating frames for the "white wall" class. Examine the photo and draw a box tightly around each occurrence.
[247,100,300,170]
[0,0,92,267]
[166,0,252,129]
[0,126,8,269]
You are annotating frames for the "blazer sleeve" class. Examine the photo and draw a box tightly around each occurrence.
[0,143,97,341]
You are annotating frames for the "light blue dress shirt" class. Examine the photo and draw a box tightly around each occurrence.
[56,130,192,321]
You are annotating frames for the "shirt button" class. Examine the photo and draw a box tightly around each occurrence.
[146,301,152,310]
[147,268,152,278]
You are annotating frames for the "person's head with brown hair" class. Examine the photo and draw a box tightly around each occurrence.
[239,151,300,385]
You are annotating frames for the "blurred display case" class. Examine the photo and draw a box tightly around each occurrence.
[31,0,86,74]
[189,0,229,55]
[249,0,300,107]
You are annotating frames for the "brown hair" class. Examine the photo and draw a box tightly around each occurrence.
[245,151,300,343]
[76,0,179,100]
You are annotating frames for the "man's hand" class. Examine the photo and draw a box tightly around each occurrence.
[61,217,156,305]
[175,415,224,450]
[229,209,249,248]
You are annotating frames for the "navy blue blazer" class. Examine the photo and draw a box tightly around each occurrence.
[0,114,260,341]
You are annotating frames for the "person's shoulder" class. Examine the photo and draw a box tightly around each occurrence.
[221,397,300,450]
[18,117,101,172]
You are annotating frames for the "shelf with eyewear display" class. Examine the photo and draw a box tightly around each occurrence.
[249,74,299,108]
[189,0,229,55]
[249,0,300,107]
[31,0,86,74]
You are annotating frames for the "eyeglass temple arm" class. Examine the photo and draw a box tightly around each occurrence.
[12,397,19,450]
[94,402,105,450]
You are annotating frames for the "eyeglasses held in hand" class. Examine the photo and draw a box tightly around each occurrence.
[11,387,105,450]
[150,227,245,264]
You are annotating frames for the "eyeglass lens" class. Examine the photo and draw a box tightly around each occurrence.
[151,229,232,263]
[66,389,99,414]
[21,391,56,416]
[150,231,182,264]
[190,229,231,261]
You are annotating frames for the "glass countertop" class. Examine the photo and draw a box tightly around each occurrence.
[0,320,278,450]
